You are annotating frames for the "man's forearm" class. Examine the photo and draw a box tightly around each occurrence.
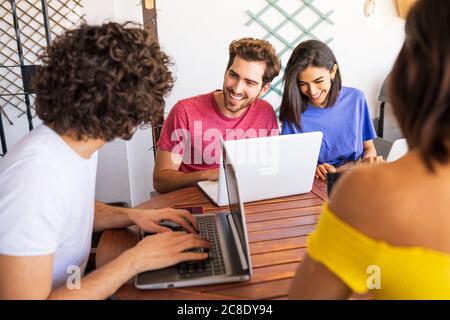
[93,201,134,233]
[48,249,137,300]
[153,169,212,193]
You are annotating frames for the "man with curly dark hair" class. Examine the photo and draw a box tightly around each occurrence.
[153,38,281,193]
[0,22,209,299]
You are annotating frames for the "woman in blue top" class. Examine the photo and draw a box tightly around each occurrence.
[279,40,382,180]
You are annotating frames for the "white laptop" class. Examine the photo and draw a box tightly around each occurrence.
[198,132,323,206]
[386,138,408,162]
[135,147,252,289]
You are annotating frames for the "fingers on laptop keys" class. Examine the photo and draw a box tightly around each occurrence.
[161,208,198,233]
[176,208,199,232]
[176,232,210,262]
[135,232,209,271]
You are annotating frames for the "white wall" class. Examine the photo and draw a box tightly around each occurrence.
[0,103,40,153]
[332,0,405,141]
[95,138,131,204]
[83,0,115,24]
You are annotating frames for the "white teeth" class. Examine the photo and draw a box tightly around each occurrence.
[311,91,322,99]
[230,94,243,101]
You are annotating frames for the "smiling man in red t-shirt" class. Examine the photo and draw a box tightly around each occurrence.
[154,38,281,193]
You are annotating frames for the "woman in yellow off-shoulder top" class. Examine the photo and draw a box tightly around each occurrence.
[289,0,450,300]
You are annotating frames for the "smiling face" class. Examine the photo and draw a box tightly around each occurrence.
[298,65,337,108]
[218,56,270,117]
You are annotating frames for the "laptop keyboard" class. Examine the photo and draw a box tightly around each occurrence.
[179,215,226,278]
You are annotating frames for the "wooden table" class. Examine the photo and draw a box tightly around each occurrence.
[96,179,329,300]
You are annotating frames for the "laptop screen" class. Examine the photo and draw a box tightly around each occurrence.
[387,138,408,162]
[222,146,249,261]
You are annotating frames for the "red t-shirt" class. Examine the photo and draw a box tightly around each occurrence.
[157,91,279,172]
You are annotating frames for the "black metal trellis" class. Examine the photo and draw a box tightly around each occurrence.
[0,112,6,154]
[0,0,51,156]
[0,0,85,157]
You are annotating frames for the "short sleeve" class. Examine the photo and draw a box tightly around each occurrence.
[0,162,65,256]
[360,96,377,141]
[281,120,298,135]
[156,101,190,155]
[307,205,378,294]
[266,106,280,135]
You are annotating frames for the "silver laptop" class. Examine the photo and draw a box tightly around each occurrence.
[387,138,408,162]
[197,146,229,206]
[135,147,252,289]
[198,132,323,206]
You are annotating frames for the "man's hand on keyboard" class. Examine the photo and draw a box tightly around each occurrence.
[128,207,198,234]
[129,232,210,273]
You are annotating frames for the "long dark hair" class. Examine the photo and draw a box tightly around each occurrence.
[390,0,450,171]
[279,40,342,130]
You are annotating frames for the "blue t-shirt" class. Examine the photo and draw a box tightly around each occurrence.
[281,86,377,167]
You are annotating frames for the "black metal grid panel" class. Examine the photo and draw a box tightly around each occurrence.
[0,0,85,156]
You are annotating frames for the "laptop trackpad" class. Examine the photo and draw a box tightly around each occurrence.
[136,265,181,288]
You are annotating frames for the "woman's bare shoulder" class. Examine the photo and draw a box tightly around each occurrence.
[327,158,423,241]
[328,154,450,247]
[329,163,397,222]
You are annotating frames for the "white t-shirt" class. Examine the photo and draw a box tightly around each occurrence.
[0,124,97,289]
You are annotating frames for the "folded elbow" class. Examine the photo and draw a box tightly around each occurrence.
[153,175,163,193]
[153,173,170,193]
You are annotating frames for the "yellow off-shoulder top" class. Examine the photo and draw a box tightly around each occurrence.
[307,205,450,299]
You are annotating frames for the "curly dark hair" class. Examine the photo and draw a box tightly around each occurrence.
[33,22,174,141]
